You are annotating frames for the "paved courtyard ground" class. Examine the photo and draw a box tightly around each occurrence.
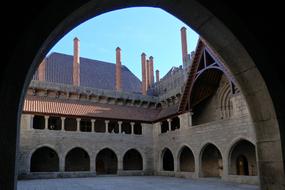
[17,176,259,190]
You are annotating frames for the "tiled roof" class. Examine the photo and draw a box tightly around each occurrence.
[23,96,160,122]
[43,52,141,93]
[155,104,179,121]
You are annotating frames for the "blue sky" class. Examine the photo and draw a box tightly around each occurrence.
[49,7,199,80]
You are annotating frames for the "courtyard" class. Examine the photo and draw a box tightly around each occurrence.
[17,176,259,190]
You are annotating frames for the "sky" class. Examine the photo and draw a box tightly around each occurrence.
[48,7,199,80]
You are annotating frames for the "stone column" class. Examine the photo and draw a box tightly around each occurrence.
[44,115,49,130]
[118,156,123,174]
[91,119,95,132]
[59,155,65,172]
[178,114,183,130]
[118,121,122,134]
[189,112,193,127]
[90,153,96,172]
[76,118,81,132]
[30,115,34,130]
[105,120,109,133]
[130,122,135,134]
[167,119,172,131]
[61,117,65,131]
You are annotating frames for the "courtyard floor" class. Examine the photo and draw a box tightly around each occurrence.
[17,176,259,190]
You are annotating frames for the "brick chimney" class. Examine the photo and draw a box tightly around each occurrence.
[73,37,80,86]
[115,47,122,91]
[181,27,188,67]
[38,58,46,81]
[149,56,154,86]
[156,69,160,82]
[141,53,146,95]
[146,59,150,89]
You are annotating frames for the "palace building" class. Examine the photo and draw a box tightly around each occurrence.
[18,27,258,185]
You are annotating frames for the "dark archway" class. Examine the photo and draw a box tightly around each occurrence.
[162,148,174,171]
[229,140,257,176]
[201,143,223,177]
[96,148,118,174]
[1,1,284,189]
[65,147,90,171]
[123,149,143,170]
[30,146,59,172]
[179,146,195,172]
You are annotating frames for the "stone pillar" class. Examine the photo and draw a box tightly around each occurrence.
[61,117,65,131]
[118,156,123,173]
[130,122,135,134]
[90,153,96,172]
[141,53,147,95]
[178,114,183,130]
[156,69,160,83]
[30,115,34,130]
[118,121,122,133]
[44,115,49,130]
[59,156,65,172]
[91,119,95,132]
[76,118,81,132]
[73,37,80,86]
[105,120,109,133]
[167,119,172,131]
[38,58,46,81]
[149,56,154,85]
[189,112,193,127]
[115,47,122,91]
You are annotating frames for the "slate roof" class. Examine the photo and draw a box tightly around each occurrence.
[39,52,142,93]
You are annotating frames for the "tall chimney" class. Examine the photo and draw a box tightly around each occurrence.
[149,56,154,86]
[115,47,122,91]
[141,53,147,95]
[73,37,80,86]
[181,27,188,66]
[38,58,46,81]
[146,59,150,89]
[156,69,160,82]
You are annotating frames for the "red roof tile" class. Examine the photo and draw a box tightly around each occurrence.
[23,96,160,122]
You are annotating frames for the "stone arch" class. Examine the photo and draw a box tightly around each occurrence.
[1,1,284,189]
[65,147,90,171]
[161,148,174,171]
[200,143,223,177]
[178,145,195,172]
[96,148,118,174]
[229,139,257,176]
[123,149,143,170]
[30,146,59,172]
